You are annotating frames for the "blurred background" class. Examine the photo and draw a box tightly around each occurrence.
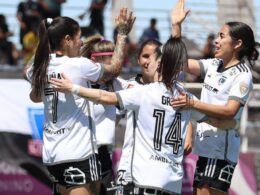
[0,0,259,195]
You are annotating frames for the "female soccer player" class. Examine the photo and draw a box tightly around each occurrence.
[80,35,128,195]
[170,0,259,194]
[29,9,135,195]
[49,37,238,195]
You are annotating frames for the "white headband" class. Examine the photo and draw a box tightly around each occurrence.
[47,18,53,25]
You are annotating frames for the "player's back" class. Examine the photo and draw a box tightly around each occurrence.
[117,82,192,193]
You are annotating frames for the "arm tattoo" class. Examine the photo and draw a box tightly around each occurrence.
[101,34,127,82]
[117,24,131,35]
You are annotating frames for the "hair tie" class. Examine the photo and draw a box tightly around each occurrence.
[47,18,53,25]
[91,52,114,58]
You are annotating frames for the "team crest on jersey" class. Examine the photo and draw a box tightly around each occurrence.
[239,82,249,95]
[218,76,227,85]
[212,58,223,66]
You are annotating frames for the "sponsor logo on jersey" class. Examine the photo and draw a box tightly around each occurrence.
[239,82,249,95]
[149,154,180,167]
[44,126,70,135]
[203,83,218,93]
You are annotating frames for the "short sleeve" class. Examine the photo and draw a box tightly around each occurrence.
[199,58,222,78]
[80,57,104,82]
[228,72,253,105]
[116,85,144,111]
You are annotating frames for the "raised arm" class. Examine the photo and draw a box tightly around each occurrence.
[170,0,202,75]
[99,8,135,83]
[171,0,190,38]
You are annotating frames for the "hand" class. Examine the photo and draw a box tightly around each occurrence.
[184,140,192,155]
[49,73,73,93]
[115,8,136,35]
[171,0,190,25]
[170,91,194,109]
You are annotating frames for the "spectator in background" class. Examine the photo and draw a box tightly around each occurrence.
[38,0,66,19]
[0,14,13,37]
[17,0,43,49]
[202,33,215,59]
[22,30,38,64]
[139,18,160,44]
[0,24,19,65]
[79,0,108,36]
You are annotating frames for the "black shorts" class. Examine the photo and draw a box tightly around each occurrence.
[97,145,115,195]
[46,154,101,188]
[193,156,237,192]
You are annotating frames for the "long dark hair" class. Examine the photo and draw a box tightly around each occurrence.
[32,17,80,97]
[226,22,259,67]
[158,37,188,89]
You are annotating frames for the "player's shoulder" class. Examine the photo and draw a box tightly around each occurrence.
[227,62,252,80]
[127,74,143,86]
[234,61,252,74]
[200,58,223,67]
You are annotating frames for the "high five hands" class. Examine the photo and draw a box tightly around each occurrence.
[171,0,190,37]
[115,8,136,36]
[171,0,190,25]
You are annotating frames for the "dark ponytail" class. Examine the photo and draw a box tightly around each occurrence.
[31,17,80,97]
[249,42,260,62]
[159,37,188,90]
[32,19,51,97]
[226,22,259,67]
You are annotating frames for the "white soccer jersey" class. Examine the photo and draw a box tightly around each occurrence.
[116,82,204,194]
[93,77,128,146]
[193,58,253,163]
[116,75,142,185]
[40,54,103,164]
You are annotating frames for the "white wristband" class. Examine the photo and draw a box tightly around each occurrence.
[71,84,80,95]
